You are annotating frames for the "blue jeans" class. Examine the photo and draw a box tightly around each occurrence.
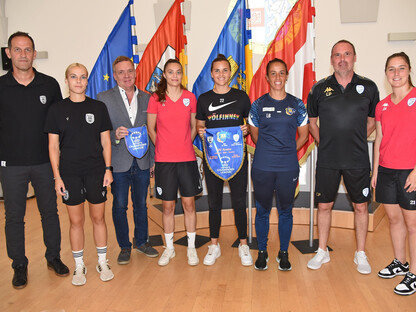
[111,160,150,249]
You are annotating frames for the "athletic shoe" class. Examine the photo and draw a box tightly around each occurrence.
[394,272,416,296]
[158,247,175,266]
[276,250,292,271]
[238,244,253,266]
[354,251,371,274]
[254,250,269,271]
[12,264,28,289]
[117,248,131,265]
[72,264,87,286]
[203,243,221,266]
[307,248,330,270]
[378,258,409,279]
[96,260,114,282]
[136,242,159,258]
[187,247,199,266]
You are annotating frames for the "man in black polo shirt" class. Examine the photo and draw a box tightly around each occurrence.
[0,31,69,289]
[306,40,379,274]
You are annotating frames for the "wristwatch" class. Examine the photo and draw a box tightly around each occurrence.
[105,166,113,172]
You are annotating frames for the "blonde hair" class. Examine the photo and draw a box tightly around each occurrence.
[65,63,89,79]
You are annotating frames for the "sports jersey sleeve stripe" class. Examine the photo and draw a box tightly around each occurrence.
[248,100,259,127]
[296,98,309,127]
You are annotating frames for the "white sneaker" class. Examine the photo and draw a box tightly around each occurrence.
[203,243,221,266]
[238,244,253,266]
[96,260,114,282]
[354,251,371,274]
[158,247,175,266]
[307,248,330,270]
[187,247,199,266]
[72,264,87,286]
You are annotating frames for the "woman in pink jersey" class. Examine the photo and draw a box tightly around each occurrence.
[372,52,416,295]
[147,59,202,267]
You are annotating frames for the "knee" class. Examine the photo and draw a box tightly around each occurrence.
[354,203,368,214]
[318,203,333,213]
[70,218,84,230]
[182,204,196,215]
[90,214,105,226]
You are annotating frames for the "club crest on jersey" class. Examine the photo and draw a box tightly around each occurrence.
[183,98,190,107]
[85,113,95,124]
[39,95,47,104]
[285,107,295,116]
[356,85,364,94]
[324,87,333,96]
[266,113,271,118]
[408,98,416,107]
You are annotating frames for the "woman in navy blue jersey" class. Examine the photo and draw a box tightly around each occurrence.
[249,58,309,271]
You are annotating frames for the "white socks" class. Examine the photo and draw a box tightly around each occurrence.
[96,246,107,263]
[72,249,84,266]
[165,232,174,249]
[187,232,196,248]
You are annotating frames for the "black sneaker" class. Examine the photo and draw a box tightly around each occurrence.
[12,264,28,289]
[378,258,409,279]
[47,258,70,276]
[394,272,416,296]
[254,250,269,271]
[276,250,292,271]
[117,248,131,265]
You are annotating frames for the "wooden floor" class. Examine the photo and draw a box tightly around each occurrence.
[1,196,415,312]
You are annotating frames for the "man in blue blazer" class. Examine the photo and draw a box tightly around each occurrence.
[97,56,158,264]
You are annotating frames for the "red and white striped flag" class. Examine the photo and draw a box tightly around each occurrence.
[247,0,315,164]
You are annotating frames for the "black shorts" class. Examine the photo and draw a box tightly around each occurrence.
[375,166,416,210]
[155,161,203,200]
[61,173,107,206]
[315,167,371,203]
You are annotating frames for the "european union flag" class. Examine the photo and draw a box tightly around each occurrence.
[192,0,252,155]
[191,0,251,99]
[86,0,137,99]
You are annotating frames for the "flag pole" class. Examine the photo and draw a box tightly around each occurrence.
[129,0,139,69]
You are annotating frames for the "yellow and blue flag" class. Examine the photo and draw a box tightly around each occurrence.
[192,0,252,155]
[192,0,252,99]
[86,0,138,99]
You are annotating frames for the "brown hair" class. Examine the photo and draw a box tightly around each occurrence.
[266,58,288,76]
[331,39,356,56]
[8,31,35,50]
[210,54,231,72]
[385,52,414,87]
[112,56,134,72]
[154,59,184,102]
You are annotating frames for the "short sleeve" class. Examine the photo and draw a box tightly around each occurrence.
[44,104,60,134]
[99,102,113,132]
[248,99,260,127]
[296,98,309,127]
[147,94,159,114]
[307,86,319,118]
[368,83,380,118]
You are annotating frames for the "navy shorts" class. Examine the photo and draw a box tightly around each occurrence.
[375,166,416,210]
[61,173,107,206]
[155,161,203,200]
[315,167,371,203]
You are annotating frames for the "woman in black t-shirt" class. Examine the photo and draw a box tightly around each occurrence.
[46,63,114,286]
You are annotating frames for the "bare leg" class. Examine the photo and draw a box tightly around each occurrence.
[402,209,416,272]
[181,196,196,232]
[67,203,85,251]
[317,202,334,250]
[353,202,368,252]
[384,204,407,263]
[162,200,176,233]
[89,202,107,247]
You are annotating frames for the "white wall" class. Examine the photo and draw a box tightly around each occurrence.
[3,0,415,98]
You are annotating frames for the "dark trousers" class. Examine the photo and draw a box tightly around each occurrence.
[0,163,61,268]
[203,157,248,240]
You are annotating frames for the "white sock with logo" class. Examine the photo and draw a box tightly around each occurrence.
[165,232,174,249]
[187,232,196,248]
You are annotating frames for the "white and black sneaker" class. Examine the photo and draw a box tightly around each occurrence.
[378,258,409,279]
[394,272,416,296]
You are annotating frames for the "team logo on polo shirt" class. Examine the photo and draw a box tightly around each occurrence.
[39,95,47,104]
[408,98,416,107]
[285,107,295,116]
[324,87,333,96]
[85,113,95,124]
[183,98,190,107]
[356,85,364,94]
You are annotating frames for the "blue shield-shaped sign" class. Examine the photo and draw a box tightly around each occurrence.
[124,125,149,159]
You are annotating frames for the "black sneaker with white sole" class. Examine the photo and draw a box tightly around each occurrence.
[378,258,409,279]
[394,272,416,296]
[254,250,269,271]
[276,250,292,271]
